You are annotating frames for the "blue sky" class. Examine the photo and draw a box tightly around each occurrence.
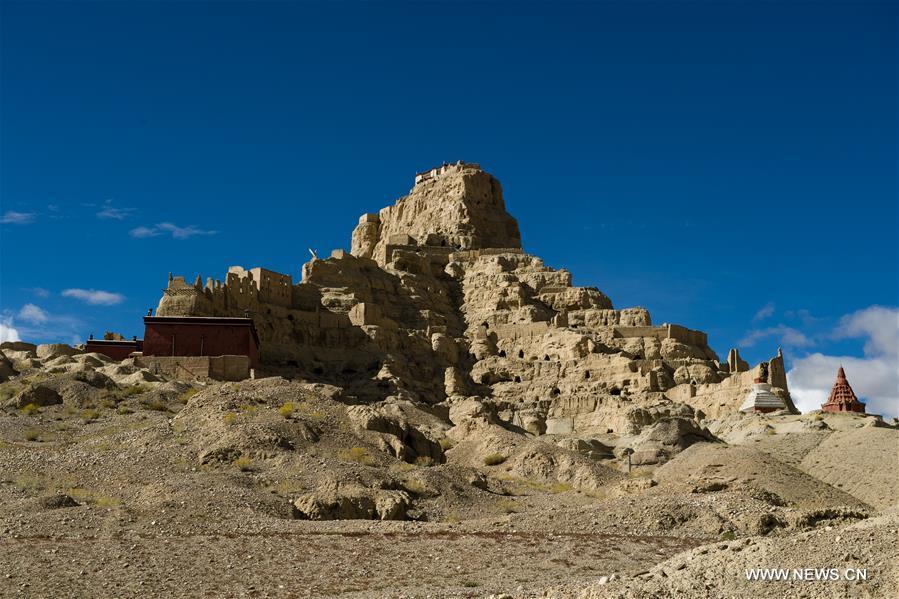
[1,0,896,414]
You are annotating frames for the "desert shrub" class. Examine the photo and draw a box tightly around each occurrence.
[496,499,518,514]
[401,478,429,495]
[66,487,120,507]
[461,581,479,588]
[414,455,435,467]
[438,438,454,451]
[278,402,295,419]
[13,475,46,493]
[547,482,572,494]
[294,401,325,420]
[93,495,121,508]
[389,461,415,473]
[119,385,150,397]
[140,398,169,412]
[117,406,134,415]
[721,530,736,541]
[338,446,375,466]
[222,412,238,426]
[271,479,307,496]
[19,403,40,416]
[0,381,23,403]
[442,510,462,524]
[80,409,100,422]
[582,489,606,500]
[483,453,507,466]
[177,388,199,404]
[101,384,151,404]
[23,428,40,442]
[234,456,253,471]
[501,476,572,495]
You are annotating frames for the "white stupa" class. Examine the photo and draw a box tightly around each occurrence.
[739,363,786,413]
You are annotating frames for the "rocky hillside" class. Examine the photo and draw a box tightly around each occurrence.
[1,341,896,597]
[157,162,794,441]
[2,164,895,598]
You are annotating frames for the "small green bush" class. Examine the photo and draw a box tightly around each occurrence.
[483,453,507,466]
[721,530,736,541]
[414,455,435,467]
[234,456,253,471]
[24,428,40,442]
[140,398,169,412]
[177,388,199,404]
[401,478,429,495]
[20,403,40,416]
[222,412,238,426]
[80,409,100,422]
[438,438,454,451]
[278,402,295,418]
[120,385,150,398]
[338,447,376,466]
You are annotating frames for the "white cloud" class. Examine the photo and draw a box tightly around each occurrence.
[17,303,48,324]
[834,305,899,357]
[0,318,20,342]
[787,306,899,418]
[0,308,84,345]
[129,226,158,238]
[1,211,36,225]
[61,288,125,305]
[753,302,775,322]
[97,206,135,220]
[30,288,50,298]
[129,222,217,239]
[740,325,813,349]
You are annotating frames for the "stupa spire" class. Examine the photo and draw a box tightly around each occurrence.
[821,366,865,413]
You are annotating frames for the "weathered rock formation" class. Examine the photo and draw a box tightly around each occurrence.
[155,162,795,437]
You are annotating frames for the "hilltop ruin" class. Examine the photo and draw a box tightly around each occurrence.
[156,161,796,435]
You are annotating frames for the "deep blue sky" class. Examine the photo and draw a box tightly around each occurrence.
[1,1,896,405]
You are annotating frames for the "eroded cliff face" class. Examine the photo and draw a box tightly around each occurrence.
[156,162,795,434]
[351,161,521,265]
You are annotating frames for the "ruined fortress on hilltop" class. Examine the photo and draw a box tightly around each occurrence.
[156,161,795,434]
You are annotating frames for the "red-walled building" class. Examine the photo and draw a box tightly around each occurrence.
[142,316,259,368]
[84,338,143,361]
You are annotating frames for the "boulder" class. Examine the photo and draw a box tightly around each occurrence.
[0,352,17,382]
[39,494,80,509]
[0,341,36,353]
[623,417,719,466]
[36,344,80,360]
[293,484,410,520]
[346,402,445,464]
[9,384,63,408]
[553,437,614,460]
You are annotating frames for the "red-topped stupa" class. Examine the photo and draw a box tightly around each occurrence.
[821,366,865,413]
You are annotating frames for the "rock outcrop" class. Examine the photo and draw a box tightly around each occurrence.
[154,162,795,438]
